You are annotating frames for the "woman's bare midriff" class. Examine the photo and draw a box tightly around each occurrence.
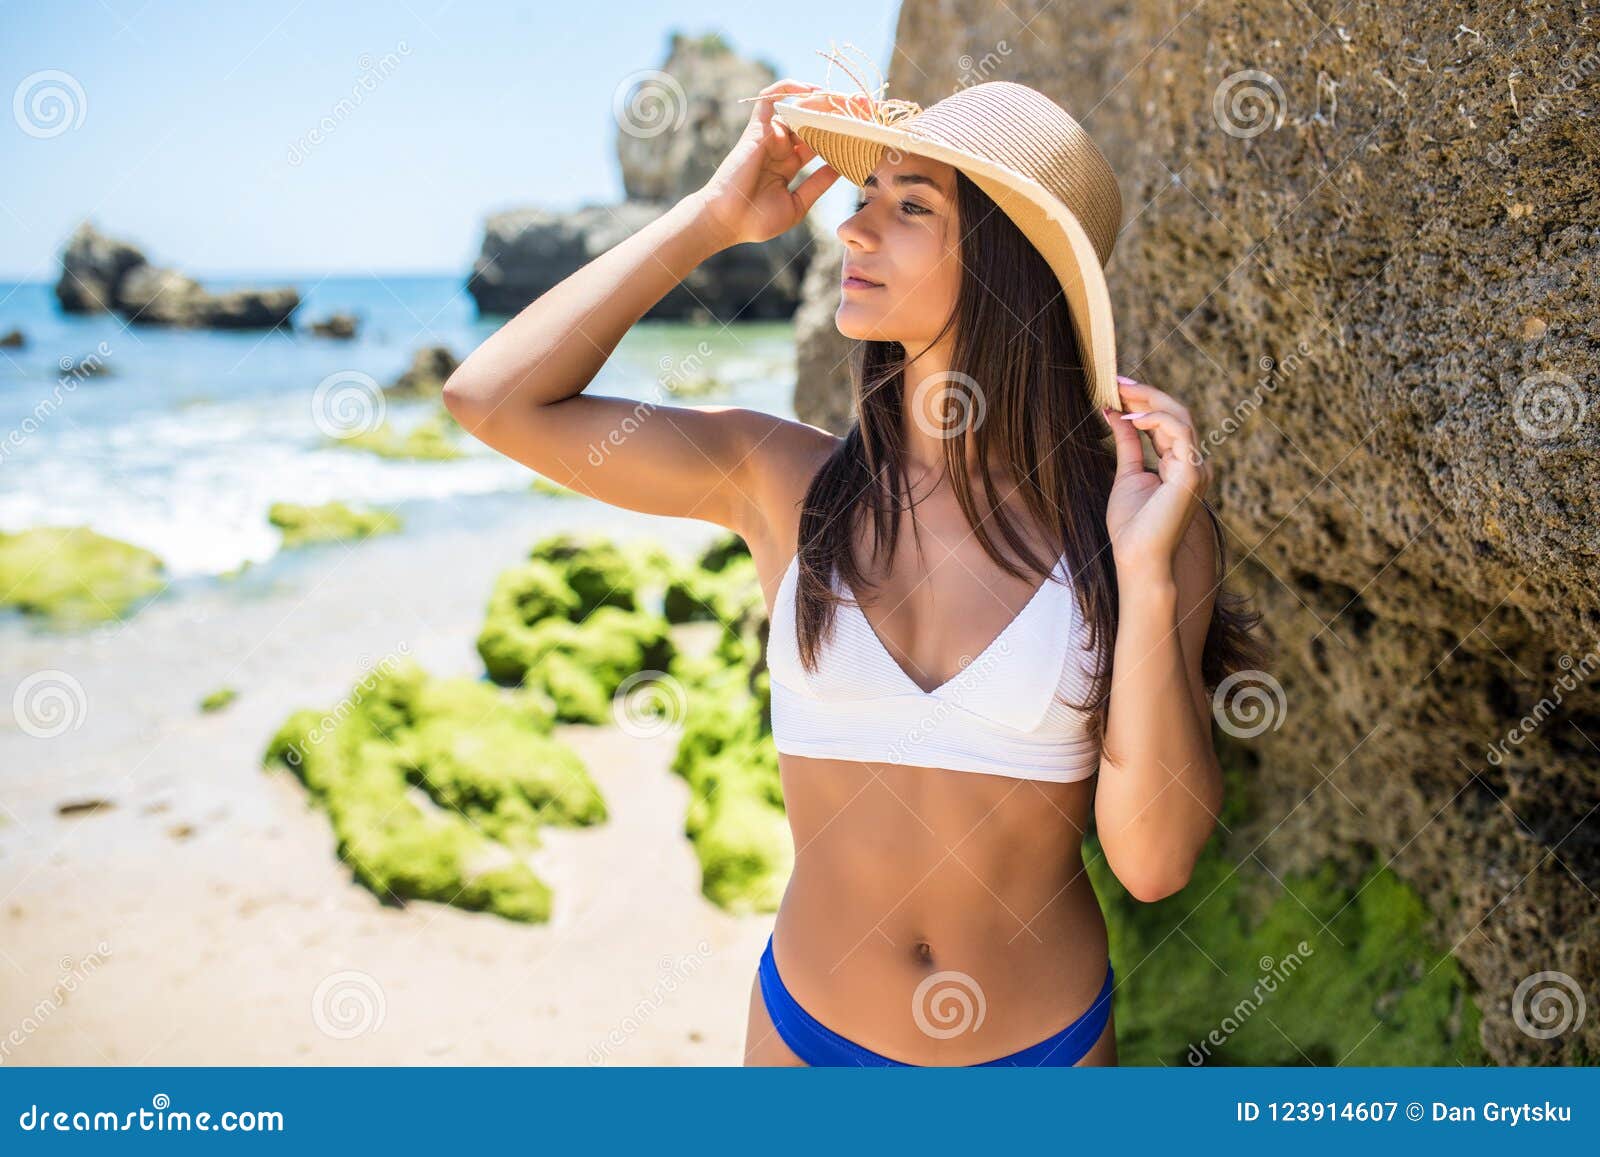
[744,749,1114,1066]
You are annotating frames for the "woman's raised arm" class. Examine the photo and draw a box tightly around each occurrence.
[442,79,838,539]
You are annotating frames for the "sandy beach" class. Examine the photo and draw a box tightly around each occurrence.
[0,500,773,1066]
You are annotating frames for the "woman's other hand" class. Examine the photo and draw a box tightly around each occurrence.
[693,80,839,248]
[1102,375,1212,578]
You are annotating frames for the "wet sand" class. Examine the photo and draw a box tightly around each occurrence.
[0,502,772,1065]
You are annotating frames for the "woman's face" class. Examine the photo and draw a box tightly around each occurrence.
[834,153,962,346]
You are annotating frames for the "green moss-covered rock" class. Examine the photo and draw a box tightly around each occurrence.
[261,657,603,922]
[697,531,751,573]
[331,407,463,460]
[475,537,678,720]
[668,653,790,913]
[1091,759,1487,1066]
[664,551,762,625]
[530,476,582,498]
[199,686,237,713]
[0,526,165,625]
[268,501,401,547]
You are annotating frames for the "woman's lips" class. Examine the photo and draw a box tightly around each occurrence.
[842,277,883,291]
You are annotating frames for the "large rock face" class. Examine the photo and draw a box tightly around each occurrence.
[796,0,1599,1064]
[467,33,811,320]
[55,222,299,329]
[616,32,777,203]
[469,201,813,323]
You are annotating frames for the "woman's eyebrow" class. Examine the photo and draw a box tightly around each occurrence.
[863,172,947,195]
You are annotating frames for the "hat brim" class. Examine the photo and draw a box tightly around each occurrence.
[775,96,1121,414]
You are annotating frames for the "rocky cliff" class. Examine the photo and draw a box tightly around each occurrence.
[467,33,812,320]
[55,222,299,329]
[794,0,1599,1064]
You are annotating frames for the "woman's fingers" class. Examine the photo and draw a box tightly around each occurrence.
[1115,375,1192,428]
[1120,409,1206,493]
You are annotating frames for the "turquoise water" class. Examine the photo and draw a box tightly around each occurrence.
[0,274,797,577]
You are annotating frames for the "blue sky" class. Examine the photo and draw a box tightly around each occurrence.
[1,0,897,280]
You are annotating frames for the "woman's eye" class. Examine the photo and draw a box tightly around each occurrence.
[852,197,929,216]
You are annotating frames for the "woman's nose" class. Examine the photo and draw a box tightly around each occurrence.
[836,207,875,250]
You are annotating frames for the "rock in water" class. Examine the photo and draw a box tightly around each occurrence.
[308,312,358,339]
[470,202,814,322]
[56,222,147,313]
[466,33,813,319]
[387,345,459,397]
[54,220,298,329]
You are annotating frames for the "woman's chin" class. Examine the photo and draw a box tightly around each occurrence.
[834,304,888,342]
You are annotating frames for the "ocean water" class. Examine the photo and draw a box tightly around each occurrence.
[0,274,798,579]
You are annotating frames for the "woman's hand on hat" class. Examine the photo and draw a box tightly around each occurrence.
[692,79,840,249]
[1101,375,1212,579]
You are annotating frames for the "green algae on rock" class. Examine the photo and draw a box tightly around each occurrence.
[1091,757,1487,1067]
[475,535,677,720]
[668,656,791,913]
[262,657,605,922]
[268,501,401,547]
[663,535,791,913]
[0,526,166,625]
[199,686,237,713]
[329,407,464,461]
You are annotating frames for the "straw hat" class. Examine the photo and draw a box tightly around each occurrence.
[773,81,1125,413]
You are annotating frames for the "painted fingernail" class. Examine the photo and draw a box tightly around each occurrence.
[1120,411,1148,420]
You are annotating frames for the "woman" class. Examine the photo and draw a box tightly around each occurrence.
[445,77,1265,1067]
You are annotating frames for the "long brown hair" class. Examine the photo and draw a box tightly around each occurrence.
[792,170,1269,739]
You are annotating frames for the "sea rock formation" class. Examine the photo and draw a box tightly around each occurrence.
[467,33,812,320]
[795,0,1599,1065]
[55,222,299,329]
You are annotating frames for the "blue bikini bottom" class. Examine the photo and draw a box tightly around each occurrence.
[757,932,1114,1067]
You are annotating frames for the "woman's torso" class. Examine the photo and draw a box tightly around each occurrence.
[747,433,1110,1064]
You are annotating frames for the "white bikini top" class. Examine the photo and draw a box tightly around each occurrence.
[766,550,1104,782]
